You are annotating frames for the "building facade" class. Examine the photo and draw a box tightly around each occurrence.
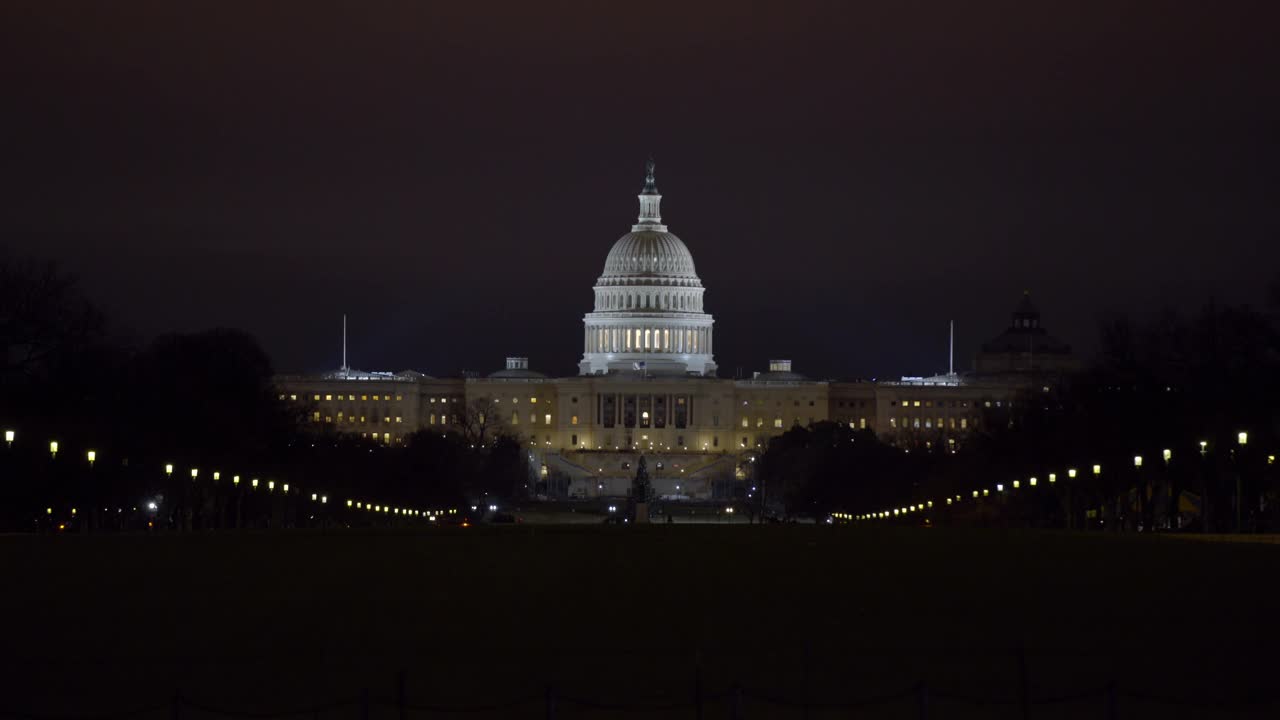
[277,163,1073,500]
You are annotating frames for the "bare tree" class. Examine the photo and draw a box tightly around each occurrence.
[0,252,105,381]
[454,396,509,447]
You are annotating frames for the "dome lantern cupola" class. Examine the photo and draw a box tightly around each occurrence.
[635,156,665,231]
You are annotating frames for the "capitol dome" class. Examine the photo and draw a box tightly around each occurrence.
[579,160,716,376]
[600,231,699,280]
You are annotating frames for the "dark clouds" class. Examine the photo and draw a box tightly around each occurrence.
[3,1,1277,378]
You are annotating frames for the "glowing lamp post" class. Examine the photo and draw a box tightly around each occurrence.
[191,468,199,480]
[1199,440,1208,455]
[87,450,97,467]
[49,441,59,458]
[4,430,13,448]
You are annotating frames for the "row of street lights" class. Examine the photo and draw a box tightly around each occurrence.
[838,432,1273,523]
[5,427,458,525]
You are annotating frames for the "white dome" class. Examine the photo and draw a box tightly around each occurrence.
[579,160,716,377]
[599,231,700,283]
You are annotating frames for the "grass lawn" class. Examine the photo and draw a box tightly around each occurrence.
[1,526,1276,719]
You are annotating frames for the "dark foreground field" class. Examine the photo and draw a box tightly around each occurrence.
[1,526,1276,719]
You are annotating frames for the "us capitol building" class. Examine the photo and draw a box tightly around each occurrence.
[277,162,1078,499]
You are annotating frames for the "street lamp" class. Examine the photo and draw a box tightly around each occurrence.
[87,450,96,467]
[190,468,199,480]
[165,463,174,477]
[4,430,13,448]
[213,472,220,481]
[1134,455,1143,468]
[1093,464,1102,476]
[49,440,58,458]
[1199,440,1208,455]
[1237,432,1248,446]
[1162,449,1172,463]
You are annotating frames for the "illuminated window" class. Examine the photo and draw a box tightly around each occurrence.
[756,418,763,428]
[395,417,402,423]
[289,394,297,401]
[913,418,921,429]
[545,413,552,425]
[511,412,519,424]
[530,397,537,403]
[312,411,321,422]
[925,419,932,429]
[325,394,332,401]
[361,395,368,401]
[774,418,783,428]
[348,394,355,401]
[913,400,921,407]
[741,417,749,427]
[859,418,867,429]
[960,418,968,430]
[313,394,321,401]
[644,328,651,349]
[430,414,436,425]
[571,415,579,425]
[373,395,380,401]
[384,416,391,424]
[430,398,436,403]
[396,394,403,401]
[529,412,536,424]
[890,418,897,428]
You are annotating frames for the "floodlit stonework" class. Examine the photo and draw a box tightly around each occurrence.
[277,163,1076,499]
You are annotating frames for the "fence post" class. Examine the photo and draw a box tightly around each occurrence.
[397,670,407,720]
[544,684,556,720]
[916,682,929,720]
[1016,647,1031,720]
[800,641,811,720]
[728,682,743,720]
[694,661,704,720]
[1105,681,1119,720]
[361,688,371,720]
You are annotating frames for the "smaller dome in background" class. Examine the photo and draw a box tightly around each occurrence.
[488,356,547,379]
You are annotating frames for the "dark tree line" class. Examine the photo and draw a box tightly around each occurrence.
[759,289,1280,532]
[0,251,528,531]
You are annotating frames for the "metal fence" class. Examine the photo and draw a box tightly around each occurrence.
[5,675,1279,720]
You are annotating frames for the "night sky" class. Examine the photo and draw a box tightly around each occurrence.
[3,2,1277,380]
